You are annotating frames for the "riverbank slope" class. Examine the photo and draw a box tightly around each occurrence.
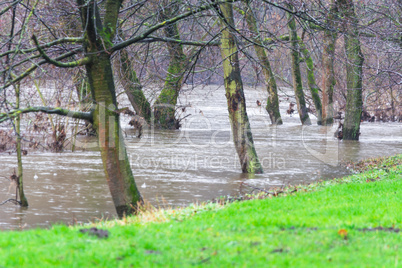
[0,154,401,267]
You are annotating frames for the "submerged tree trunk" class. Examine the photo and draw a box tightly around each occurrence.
[154,4,187,129]
[339,0,364,140]
[15,84,28,207]
[88,54,142,217]
[6,5,27,206]
[242,0,282,125]
[219,3,263,174]
[118,49,152,122]
[78,0,142,217]
[321,1,338,126]
[300,42,323,125]
[286,6,311,125]
[264,34,322,124]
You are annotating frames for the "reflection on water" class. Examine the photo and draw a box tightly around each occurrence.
[0,86,401,230]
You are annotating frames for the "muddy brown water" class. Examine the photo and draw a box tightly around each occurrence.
[1,86,401,230]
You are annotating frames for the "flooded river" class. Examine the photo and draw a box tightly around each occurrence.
[1,85,401,230]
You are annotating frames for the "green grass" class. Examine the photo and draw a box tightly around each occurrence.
[0,155,401,267]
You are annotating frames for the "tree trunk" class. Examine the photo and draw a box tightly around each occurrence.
[219,3,263,174]
[78,0,142,217]
[339,0,364,140]
[154,4,187,129]
[264,34,322,124]
[15,84,28,207]
[321,1,338,126]
[88,54,142,217]
[300,42,323,125]
[118,49,152,122]
[242,0,282,125]
[286,6,311,125]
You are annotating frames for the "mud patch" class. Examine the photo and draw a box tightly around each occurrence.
[358,227,400,233]
[79,227,109,238]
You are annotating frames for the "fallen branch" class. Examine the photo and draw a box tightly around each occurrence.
[0,199,21,206]
[177,114,191,122]
[0,106,93,123]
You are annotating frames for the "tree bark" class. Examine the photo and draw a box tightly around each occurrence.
[264,34,322,124]
[219,3,263,174]
[118,49,152,122]
[78,0,142,217]
[242,0,282,125]
[300,42,323,125]
[15,84,28,207]
[286,5,311,125]
[154,3,187,129]
[339,0,364,140]
[321,1,338,126]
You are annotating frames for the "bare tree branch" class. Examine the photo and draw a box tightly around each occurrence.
[0,37,84,58]
[1,49,82,91]
[0,0,20,16]
[110,0,236,53]
[32,35,91,68]
[0,106,93,123]
[140,35,220,46]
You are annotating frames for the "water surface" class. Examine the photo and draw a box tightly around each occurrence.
[1,86,401,230]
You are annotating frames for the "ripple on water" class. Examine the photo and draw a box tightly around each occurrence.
[1,86,401,229]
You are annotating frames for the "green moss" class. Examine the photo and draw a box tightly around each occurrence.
[219,3,263,174]
[286,6,311,125]
[87,50,141,217]
[120,50,151,122]
[154,21,186,129]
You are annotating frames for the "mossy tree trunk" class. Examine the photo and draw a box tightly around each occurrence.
[154,3,187,129]
[78,0,142,217]
[339,0,364,140]
[300,42,323,125]
[119,49,152,122]
[264,34,322,124]
[321,1,338,126]
[219,3,263,174]
[286,5,311,125]
[242,0,282,125]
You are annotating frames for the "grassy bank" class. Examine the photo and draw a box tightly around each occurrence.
[0,155,401,267]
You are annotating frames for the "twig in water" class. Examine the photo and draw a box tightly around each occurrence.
[0,198,21,206]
